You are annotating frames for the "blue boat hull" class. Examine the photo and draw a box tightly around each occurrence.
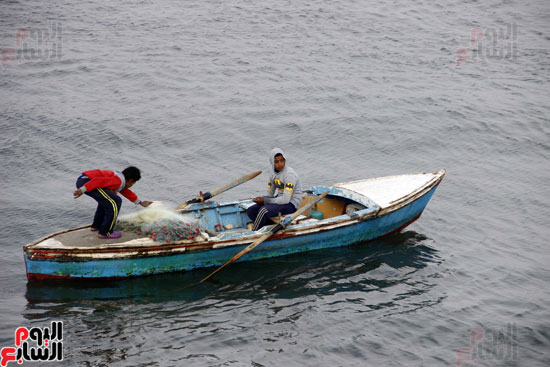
[25,185,439,280]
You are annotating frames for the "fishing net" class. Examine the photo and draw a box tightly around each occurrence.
[115,204,201,243]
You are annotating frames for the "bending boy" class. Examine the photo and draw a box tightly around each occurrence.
[73,166,152,239]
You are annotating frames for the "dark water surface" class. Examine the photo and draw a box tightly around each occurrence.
[1,0,549,365]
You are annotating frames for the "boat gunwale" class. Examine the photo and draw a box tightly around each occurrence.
[24,224,92,250]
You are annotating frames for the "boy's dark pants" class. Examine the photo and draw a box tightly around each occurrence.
[247,203,296,231]
[76,175,122,236]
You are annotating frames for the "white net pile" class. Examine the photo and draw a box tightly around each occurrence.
[115,204,201,243]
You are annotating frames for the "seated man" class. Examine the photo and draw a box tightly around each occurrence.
[73,166,152,239]
[247,148,302,231]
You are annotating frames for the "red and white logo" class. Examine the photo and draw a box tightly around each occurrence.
[1,321,63,366]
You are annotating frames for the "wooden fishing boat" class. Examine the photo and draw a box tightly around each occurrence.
[24,169,445,281]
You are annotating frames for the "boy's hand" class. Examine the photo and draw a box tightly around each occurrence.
[73,189,83,199]
[253,197,264,205]
[140,201,153,207]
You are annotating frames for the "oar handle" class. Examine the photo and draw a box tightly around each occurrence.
[175,171,262,210]
[186,192,212,205]
[282,190,329,226]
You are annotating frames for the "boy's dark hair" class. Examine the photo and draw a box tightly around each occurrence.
[122,166,141,181]
[274,153,284,159]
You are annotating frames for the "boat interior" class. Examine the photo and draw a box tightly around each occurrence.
[181,191,365,235]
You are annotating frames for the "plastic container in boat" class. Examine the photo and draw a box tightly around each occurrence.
[309,209,324,220]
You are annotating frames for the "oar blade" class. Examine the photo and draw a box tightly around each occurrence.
[210,170,262,197]
[199,231,274,283]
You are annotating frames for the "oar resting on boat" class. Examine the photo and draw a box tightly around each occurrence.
[175,171,262,210]
[200,191,330,283]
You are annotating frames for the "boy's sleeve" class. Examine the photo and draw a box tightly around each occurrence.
[81,176,119,193]
[119,188,139,203]
[264,174,296,205]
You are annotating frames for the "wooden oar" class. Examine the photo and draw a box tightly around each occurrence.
[175,170,262,210]
[199,190,330,283]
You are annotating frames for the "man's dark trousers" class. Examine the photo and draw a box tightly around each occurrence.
[247,203,296,231]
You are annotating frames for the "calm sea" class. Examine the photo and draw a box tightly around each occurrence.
[1,0,549,365]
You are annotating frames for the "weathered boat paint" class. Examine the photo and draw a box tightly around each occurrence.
[24,170,445,281]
